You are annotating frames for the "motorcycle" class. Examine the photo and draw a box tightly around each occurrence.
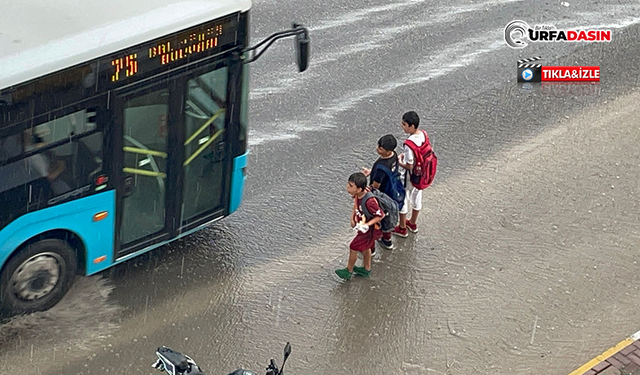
[152,342,292,375]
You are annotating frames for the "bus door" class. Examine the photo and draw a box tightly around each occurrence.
[114,82,175,250]
[113,65,231,254]
[179,66,229,228]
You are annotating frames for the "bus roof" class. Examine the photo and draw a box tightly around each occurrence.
[0,0,251,91]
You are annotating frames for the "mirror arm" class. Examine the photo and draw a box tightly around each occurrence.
[241,26,308,65]
[279,342,291,375]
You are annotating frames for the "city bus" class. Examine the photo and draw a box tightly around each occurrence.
[0,0,309,317]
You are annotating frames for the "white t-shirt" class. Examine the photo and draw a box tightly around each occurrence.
[401,131,425,181]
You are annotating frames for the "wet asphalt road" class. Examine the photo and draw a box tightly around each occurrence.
[2,0,640,374]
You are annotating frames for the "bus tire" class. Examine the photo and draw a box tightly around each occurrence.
[0,239,77,317]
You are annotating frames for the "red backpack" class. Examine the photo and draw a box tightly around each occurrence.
[404,129,437,190]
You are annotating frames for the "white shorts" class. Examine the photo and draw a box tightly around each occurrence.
[400,184,422,214]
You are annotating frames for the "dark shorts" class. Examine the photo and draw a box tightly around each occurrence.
[349,227,382,252]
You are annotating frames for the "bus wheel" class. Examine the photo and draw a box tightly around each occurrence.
[0,239,77,317]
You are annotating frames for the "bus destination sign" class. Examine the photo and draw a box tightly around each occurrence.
[108,14,238,84]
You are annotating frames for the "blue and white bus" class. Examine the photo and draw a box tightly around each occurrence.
[0,0,308,316]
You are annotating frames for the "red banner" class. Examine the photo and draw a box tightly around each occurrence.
[541,66,600,82]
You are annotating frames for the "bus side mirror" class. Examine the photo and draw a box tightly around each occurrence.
[293,23,309,73]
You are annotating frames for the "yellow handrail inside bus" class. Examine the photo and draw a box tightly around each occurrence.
[183,129,224,167]
[122,168,167,178]
[184,108,225,146]
[123,147,167,158]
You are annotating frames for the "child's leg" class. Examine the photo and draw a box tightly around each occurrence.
[408,187,423,225]
[362,248,372,271]
[398,185,411,228]
[337,235,369,279]
[409,209,420,225]
[399,213,407,228]
[354,250,373,276]
[378,231,393,249]
[347,250,359,272]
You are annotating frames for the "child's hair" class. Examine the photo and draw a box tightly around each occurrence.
[377,134,397,151]
[402,111,420,128]
[348,172,368,190]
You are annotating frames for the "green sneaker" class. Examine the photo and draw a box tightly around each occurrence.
[335,268,353,280]
[353,266,371,277]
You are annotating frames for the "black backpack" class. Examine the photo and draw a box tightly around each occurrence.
[359,189,399,232]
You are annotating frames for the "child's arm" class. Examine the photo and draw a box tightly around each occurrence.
[398,153,413,171]
[351,200,357,227]
[364,214,383,228]
[370,167,382,189]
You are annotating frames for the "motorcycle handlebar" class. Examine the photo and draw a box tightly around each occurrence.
[152,342,290,375]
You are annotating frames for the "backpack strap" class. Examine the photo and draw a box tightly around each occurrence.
[421,130,433,154]
[392,151,400,174]
[372,162,396,181]
[359,191,375,221]
[403,138,420,161]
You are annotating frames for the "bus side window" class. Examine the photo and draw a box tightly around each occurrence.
[0,109,104,221]
[72,132,103,182]
[0,133,50,230]
[0,133,22,161]
[33,111,103,198]
[0,134,26,194]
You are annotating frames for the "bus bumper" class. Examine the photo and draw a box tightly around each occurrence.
[229,151,249,214]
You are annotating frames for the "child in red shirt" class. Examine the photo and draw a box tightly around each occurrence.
[335,172,385,280]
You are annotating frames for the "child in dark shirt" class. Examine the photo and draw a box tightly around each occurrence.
[335,172,385,280]
[362,134,398,250]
